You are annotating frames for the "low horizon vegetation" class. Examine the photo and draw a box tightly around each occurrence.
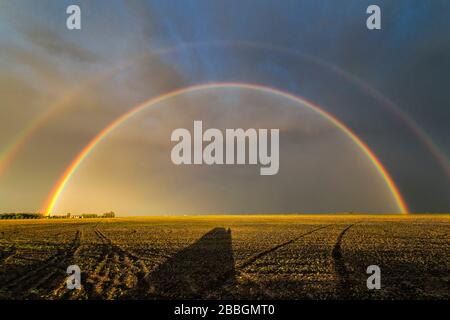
[0,212,115,219]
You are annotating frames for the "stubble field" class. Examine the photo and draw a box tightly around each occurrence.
[0,215,448,300]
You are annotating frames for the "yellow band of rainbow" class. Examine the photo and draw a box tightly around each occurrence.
[42,82,409,215]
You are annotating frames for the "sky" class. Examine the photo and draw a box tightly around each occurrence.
[0,0,449,214]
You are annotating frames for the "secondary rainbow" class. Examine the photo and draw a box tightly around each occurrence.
[42,82,409,215]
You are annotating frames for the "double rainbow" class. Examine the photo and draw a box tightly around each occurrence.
[1,41,448,184]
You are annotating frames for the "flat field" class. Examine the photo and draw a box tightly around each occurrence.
[0,215,448,300]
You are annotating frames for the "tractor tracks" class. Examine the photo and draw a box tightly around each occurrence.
[202,224,333,297]
[1,222,360,299]
[237,224,332,272]
[332,224,356,298]
[204,223,358,299]
[80,228,149,299]
[3,230,82,298]
[51,226,172,299]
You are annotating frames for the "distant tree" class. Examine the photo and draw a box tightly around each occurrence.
[102,211,115,218]
[0,213,42,219]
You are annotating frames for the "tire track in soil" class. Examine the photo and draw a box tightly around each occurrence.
[80,228,150,300]
[3,230,82,298]
[93,230,128,299]
[201,224,332,298]
[332,224,355,299]
[80,229,116,299]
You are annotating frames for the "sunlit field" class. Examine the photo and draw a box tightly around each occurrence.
[0,215,448,300]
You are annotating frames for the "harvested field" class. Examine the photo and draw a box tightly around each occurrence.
[0,215,448,300]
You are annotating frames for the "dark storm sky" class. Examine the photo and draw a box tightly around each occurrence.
[0,0,449,212]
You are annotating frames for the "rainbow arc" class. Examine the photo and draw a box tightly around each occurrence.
[42,82,409,215]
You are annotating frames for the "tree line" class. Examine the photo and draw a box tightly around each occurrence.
[0,212,115,219]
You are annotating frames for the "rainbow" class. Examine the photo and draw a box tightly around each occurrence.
[42,82,409,215]
[0,44,191,177]
[0,91,75,176]
[1,41,448,181]
[236,41,450,179]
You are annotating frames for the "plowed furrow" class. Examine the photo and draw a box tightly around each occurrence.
[4,230,82,298]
